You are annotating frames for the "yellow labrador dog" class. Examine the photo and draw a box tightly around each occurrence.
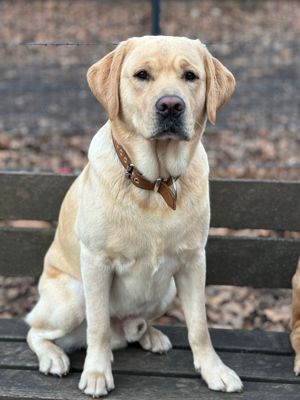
[26,36,242,397]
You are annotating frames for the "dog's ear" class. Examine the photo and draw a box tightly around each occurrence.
[204,49,235,125]
[87,41,128,120]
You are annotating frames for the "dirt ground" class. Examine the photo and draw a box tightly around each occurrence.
[0,0,299,331]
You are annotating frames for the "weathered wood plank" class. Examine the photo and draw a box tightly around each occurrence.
[0,319,29,342]
[1,369,300,400]
[0,341,296,383]
[162,325,293,355]
[0,172,299,231]
[0,227,54,276]
[0,319,292,355]
[210,179,300,231]
[206,236,300,288]
[0,172,75,221]
[0,227,299,288]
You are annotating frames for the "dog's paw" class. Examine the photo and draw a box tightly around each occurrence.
[139,326,172,354]
[79,368,115,398]
[198,358,243,393]
[123,317,147,343]
[39,350,70,377]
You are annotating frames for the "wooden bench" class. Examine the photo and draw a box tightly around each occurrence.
[1,171,300,399]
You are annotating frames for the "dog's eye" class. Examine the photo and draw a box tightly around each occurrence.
[134,70,150,81]
[183,71,199,81]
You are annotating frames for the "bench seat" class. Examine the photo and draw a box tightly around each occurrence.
[0,319,298,399]
[1,172,299,399]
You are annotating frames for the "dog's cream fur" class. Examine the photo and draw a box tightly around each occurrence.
[26,36,242,397]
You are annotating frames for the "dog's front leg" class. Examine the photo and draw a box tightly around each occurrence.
[79,243,114,397]
[175,249,243,393]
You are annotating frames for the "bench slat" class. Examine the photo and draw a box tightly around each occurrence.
[0,172,75,221]
[206,235,299,288]
[210,179,300,231]
[1,369,299,400]
[0,172,299,231]
[0,227,298,288]
[0,227,54,276]
[0,319,292,355]
[0,340,296,383]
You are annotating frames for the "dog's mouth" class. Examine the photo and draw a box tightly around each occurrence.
[151,119,189,141]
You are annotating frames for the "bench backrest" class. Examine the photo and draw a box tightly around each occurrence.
[0,172,299,288]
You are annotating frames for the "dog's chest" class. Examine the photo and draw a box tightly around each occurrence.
[109,234,180,318]
[107,203,201,280]
[91,192,206,317]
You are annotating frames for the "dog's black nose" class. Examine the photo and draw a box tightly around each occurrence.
[155,95,185,118]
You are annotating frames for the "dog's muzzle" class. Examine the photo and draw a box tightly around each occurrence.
[153,95,188,140]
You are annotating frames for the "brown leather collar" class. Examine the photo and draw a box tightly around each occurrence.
[112,135,178,210]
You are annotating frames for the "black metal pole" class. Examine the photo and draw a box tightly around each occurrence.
[151,0,160,35]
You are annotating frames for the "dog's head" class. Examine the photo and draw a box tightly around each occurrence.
[87,36,235,141]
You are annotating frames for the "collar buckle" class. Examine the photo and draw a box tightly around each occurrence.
[170,176,177,199]
[125,164,134,179]
[154,178,162,192]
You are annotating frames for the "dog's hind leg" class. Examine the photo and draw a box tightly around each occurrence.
[26,267,85,376]
[139,282,175,354]
[139,325,172,354]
